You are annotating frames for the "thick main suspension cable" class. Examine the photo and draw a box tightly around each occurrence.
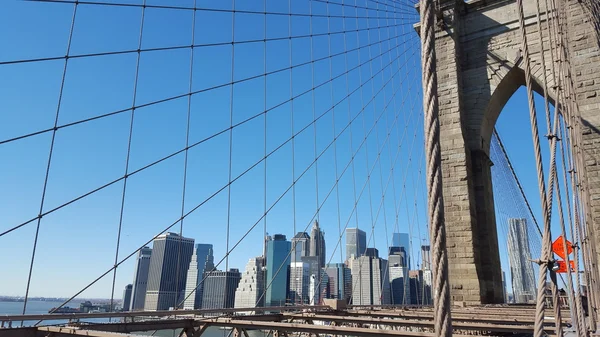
[420,0,451,336]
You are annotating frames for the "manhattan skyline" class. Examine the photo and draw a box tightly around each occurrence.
[0,1,559,302]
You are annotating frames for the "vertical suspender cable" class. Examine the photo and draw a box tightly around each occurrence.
[556,0,600,323]
[420,0,451,336]
[113,0,147,313]
[559,116,587,336]
[541,0,584,332]
[24,1,79,317]
[551,0,594,330]
[515,0,557,336]
[531,0,564,331]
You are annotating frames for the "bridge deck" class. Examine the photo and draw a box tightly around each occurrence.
[0,305,566,337]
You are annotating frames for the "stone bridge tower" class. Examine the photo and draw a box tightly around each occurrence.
[422,0,600,304]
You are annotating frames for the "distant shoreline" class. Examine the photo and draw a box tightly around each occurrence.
[0,297,114,303]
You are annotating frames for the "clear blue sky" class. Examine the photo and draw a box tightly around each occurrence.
[0,0,567,300]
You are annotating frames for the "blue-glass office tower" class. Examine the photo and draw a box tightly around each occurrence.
[265,234,291,306]
[391,233,411,269]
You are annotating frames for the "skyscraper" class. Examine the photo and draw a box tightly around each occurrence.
[388,246,407,267]
[391,233,411,269]
[421,245,431,270]
[389,247,410,305]
[265,234,291,306]
[309,220,326,269]
[144,233,195,311]
[301,256,320,278]
[201,269,241,310]
[183,243,214,309]
[289,262,310,304]
[130,246,152,311]
[507,218,536,303]
[234,257,265,311]
[364,247,379,258]
[324,263,351,302]
[291,232,310,264]
[122,284,133,312]
[346,228,366,260]
[408,270,424,305]
[349,255,390,305]
[389,265,410,305]
[502,271,508,303]
[422,269,433,305]
[309,270,329,305]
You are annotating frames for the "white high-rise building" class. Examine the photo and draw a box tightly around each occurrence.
[507,218,536,303]
[144,233,195,311]
[289,262,309,304]
[183,244,214,309]
[422,269,433,305]
[309,270,329,305]
[350,255,390,305]
[234,257,265,313]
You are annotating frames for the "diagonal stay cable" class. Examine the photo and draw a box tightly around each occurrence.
[350,38,422,304]
[39,34,419,318]
[333,68,422,305]
[192,40,421,308]
[25,0,418,21]
[109,0,146,315]
[21,1,78,316]
[0,21,411,68]
[494,129,543,237]
[0,32,419,239]
[172,0,199,313]
[0,27,414,147]
[254,47,420,308]
[311,0,419,18]
[358,71,421,304]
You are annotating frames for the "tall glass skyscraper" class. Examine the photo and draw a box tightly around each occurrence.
[389,247,409,305]
[289,262,309,304]
[291,232,310,264]
[391,233,411,269]
[507,218,536,303]
[265,234,291,306]
[346,228,366,260]
[183,243,214,309]
[324,263,351,302]
[144,232,195,311]
[130,246,152,311]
